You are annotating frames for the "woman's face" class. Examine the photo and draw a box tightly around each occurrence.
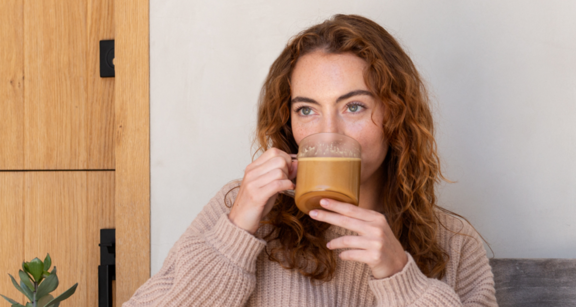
[290,50,388,184]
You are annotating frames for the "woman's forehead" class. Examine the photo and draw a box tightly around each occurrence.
[291,51,370,97]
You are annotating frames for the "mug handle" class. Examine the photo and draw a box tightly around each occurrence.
[278,154,298,198]
[279,189,295,198]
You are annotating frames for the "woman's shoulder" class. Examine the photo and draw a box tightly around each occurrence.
[433,207,484,251]
[184,178,242,234]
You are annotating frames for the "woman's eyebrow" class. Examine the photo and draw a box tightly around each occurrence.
[291,90,373,105]
[336,90,373,102]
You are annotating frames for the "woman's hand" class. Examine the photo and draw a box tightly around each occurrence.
[228,148,298,235]
[309,198,408,279]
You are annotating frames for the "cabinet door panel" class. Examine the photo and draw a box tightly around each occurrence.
[0,0,24,169]
[0,173,25,303]
[24,171,114,307]
[23,0,114,170]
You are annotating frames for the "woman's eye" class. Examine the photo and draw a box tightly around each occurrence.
[295,103,365,116]
[296,107,313,116]
[347,103,365,113]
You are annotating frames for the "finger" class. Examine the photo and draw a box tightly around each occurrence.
[309,209,365,234]
[248,148,292,173]
[252,167,291,189]
[319,198,381,222]
[260,179,295,199]
[241,175,293,207]
[338,249,381,266]
[327,236,380,251]
[247,156,291,182]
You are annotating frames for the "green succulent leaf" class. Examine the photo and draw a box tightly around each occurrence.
[27,258,44,282]
[19,270,34,292]
[12,304,27,307]
[36,267,58,298]
[43,254,52,272]
[8,274,33,302]
[37,294,54,307]
[45,283,77,307]
[25,303,34,307]
[1,294,19,304]
[22,262,30,274]
[19,281,34,302]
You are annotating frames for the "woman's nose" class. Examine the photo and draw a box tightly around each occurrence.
[320,114,343,134]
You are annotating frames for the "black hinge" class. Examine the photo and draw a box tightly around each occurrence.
[100,40,115,78]
[99,229,116,307]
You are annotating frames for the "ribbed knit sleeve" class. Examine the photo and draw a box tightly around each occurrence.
[123,180,267,307]
[367,216,497,307]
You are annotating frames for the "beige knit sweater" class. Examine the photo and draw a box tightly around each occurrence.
[124,179,497,306]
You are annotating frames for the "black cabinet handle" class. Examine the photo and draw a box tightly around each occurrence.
[99,229,116,307]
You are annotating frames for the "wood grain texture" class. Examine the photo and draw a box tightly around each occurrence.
[24,171,114,307]
[23,0,114,170]
[0,0,24,169]
[490,258,576,307]
[86,0,115,169]
[1,1,119,306]
[0,173,24,303]
[114,0,151,304]
[24,0,87,169]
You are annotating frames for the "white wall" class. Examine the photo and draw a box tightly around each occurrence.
[150,0,576,274]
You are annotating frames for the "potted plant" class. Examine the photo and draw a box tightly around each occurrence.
[1,254,77,307]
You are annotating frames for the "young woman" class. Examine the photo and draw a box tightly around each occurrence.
[125,14,497,306]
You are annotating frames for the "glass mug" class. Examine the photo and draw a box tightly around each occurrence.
[280,132,362,214]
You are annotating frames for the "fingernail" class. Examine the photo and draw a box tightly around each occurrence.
[320,199,328,206]
[326,242,331,249]
[309,210,317,217]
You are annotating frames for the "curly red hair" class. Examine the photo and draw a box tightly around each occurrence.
[228,14,489,283]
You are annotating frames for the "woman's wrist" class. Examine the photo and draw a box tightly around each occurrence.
[227,210,258,235]
[371,250,409,279]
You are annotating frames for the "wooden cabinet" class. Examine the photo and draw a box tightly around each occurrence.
[0,0,149,305]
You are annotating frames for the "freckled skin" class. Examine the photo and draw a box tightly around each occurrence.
[290,50,388,212]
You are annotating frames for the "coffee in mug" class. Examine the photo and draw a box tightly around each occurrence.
[294,156,361,214]
[280,133,362,214]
